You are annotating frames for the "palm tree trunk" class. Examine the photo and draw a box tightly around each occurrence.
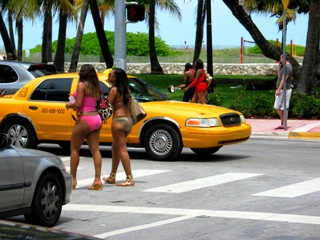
[222,0,302,85]
[42,3,53,63]
[193,0,205,64]
[0,13,16,58]
[69,0,89,72]
[54,11,68,72]
[100,12,105,63]
[8,11,16,52]
[149,0,163,74]
[296,0,320,95]
[17,18,23,61]
[88,0,113,68]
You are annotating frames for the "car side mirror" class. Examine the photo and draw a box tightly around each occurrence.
[0,133,11,148]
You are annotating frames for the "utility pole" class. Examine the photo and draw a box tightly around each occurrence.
[206,0,213,93]
[114,0,127,70]
[282,0,290,130]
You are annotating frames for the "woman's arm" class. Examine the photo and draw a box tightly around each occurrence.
[108,87,117,105]
[66,82,85,109]
[186,69,202,89]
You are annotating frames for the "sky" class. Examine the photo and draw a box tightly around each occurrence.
[0,0,309,51]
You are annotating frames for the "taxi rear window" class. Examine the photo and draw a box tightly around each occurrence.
[28,64,59,77]
[30,78,72,101]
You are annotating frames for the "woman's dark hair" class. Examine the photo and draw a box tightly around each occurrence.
[194,59,204,71]
[113,68,131,106]
[184,63,192,71]
[79,64,100,99]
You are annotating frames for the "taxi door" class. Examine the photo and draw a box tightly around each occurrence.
[23,77,75,141]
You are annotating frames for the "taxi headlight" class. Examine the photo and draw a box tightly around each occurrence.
[186,118,221,127]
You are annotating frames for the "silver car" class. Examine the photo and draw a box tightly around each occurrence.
[0,61,59,94]
[0,133,72,227]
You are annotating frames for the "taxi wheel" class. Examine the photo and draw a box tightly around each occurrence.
[190,147,221,156]
[3,121,37,148]
[144,123,182,161]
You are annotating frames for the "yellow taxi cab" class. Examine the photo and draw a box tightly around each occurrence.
[0,72,251,160]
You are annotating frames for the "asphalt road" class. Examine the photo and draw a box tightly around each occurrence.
[11,138,320,239]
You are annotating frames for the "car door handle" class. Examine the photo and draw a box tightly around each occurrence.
[29,106,38,110]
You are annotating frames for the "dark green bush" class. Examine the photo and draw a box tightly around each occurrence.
[248,40,305,57]
[291,93,320,118]
[206,92,224,106]
[51,31,172,56]
[229,90,276,118]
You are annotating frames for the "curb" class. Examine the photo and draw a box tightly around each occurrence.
[288,132,320,140]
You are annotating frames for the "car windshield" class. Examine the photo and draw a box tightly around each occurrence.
[129,77,168,102]
[27,64,59,77]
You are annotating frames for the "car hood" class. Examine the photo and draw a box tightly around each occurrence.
[11,146,57,157]
[141,100,242,117]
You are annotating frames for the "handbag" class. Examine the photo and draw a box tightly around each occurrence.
[128,96,147,125]
[206,73,213,87]
[96,92,112,121]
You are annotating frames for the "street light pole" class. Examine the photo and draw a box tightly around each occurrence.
[114,0,127,70]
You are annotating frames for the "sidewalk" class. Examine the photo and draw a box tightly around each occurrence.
[246,119,320,140]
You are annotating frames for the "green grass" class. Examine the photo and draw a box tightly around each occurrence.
[137,73,274,108]
[136,74,320,119]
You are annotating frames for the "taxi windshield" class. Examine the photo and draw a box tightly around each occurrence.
[128,77,168,102]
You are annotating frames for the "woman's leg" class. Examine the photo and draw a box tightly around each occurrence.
[111,120,132,176]
[191,91,198,103]
[70,119,89,184]
[86,129,102,183]
[198,91,206,104]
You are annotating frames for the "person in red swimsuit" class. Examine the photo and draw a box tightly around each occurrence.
[184,59,207,104]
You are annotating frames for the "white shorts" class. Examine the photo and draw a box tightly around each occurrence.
[274,89,292,110]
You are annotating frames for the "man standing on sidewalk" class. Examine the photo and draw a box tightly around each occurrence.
[274,54,292,130]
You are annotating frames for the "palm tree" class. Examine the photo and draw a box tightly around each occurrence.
[144,0,181,74]
[297,0,320,94]
[99,0,114,63]
[88,0,113,68]
[224,0,318,95]
[0,0,40,60]
[193,0,206,64]
[0,16,14,57]
[54,0,77,72]
[222,0,301,88]
[0,8,16,58]
[69,0,90,72]
[69,0,114,72]
[40,0,54,63]
[148,0,163,73]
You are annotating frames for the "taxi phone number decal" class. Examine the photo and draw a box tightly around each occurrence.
[42,108,66,114]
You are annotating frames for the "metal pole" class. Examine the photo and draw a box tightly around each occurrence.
[282,9,287,130]
[206,0,213,93]
[114,0,126,70]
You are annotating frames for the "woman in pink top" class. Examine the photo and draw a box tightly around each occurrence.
[184,59,207,104]
[66,64,103,190]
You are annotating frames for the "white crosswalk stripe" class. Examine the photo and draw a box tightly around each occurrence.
[143,172,263,193]
[61,203,320,239]
[75,169,171,189]
[253,178,320,198]
[59,154,320,198]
